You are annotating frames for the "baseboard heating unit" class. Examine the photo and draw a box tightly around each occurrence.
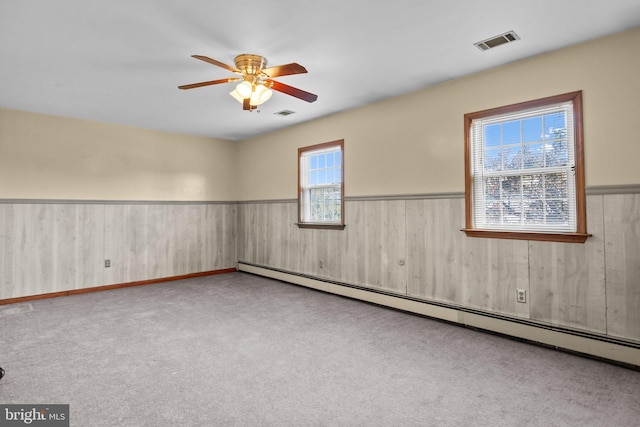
[237,261,640,369]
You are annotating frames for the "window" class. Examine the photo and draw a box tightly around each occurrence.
[297,140,345,229]
[463,91,589,243]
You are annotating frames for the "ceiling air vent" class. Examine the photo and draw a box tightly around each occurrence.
[474,31,520,51]
[274,109,295,116]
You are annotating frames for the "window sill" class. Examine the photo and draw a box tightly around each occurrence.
[296,223,346,230]
[461,228,591,243]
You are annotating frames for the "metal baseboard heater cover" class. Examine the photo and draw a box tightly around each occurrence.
[237,261,640,368]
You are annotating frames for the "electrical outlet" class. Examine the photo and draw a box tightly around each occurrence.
[319,259,324,269]
[105,259,111,268]
[516,289,526,303]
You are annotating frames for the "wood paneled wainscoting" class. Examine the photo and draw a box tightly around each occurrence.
[237,188,640,367]
[2,190,638,366]
[0,200,237,301]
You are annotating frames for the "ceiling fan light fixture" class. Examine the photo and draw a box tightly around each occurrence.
[229,87,244,103]
[235,81,253,98]
[251,84,273,105]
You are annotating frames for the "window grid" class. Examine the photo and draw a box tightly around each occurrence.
[463,91,589,243]
[298,140,344,228]
[472,102,575,232]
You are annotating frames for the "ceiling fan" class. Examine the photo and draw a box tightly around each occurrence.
[179,54,318,111]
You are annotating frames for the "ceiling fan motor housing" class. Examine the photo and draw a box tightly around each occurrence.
[234,54,268,75]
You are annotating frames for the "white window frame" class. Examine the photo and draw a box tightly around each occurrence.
[297,140,345,230]
[463,91,590,243]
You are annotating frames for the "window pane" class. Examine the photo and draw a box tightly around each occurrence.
[310,155,318,169]
[545,200,569,224]
[502,147,522,170]
[310,188,323,220]
[326,188,337,221]
[545,173,568,199]
[502,120,521,145]
[523,143,544,168]
[545,140,569,167]
[326,169,335,184]
[523,116,543,142]
[317,169,326,184]
[309,186,342,222]
[484,149,501,171]
[318,153,326,168]
[485,201,502,224]
[484,177,500,200]
[310,170,318,185]
[524,199,545,223]
[544,112,566,139]
[522,174,543,198]
[484,124,501,147]
[327,153,334,167]
[501,176,521,198]
[503,200,522,224]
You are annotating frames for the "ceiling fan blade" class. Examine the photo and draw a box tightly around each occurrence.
[178,78,238,90]
[262,63,308,78]
[267,80,318,103]
[243,98,251,110]
[192,55,239,73]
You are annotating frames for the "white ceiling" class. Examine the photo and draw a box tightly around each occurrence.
[1,1,639,141]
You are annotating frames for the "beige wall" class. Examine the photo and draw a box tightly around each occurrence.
[2,28,638,202]
[237,27,640,200]
[0,109,237,201]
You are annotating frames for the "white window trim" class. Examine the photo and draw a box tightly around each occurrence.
[470,102,576,232]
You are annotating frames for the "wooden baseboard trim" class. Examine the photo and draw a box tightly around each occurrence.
[0,268,237,306]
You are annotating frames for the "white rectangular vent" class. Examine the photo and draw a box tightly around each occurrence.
[274,110,295,116]
[474,31,520,51]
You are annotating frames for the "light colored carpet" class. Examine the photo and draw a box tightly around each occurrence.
[1,272,639,426]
